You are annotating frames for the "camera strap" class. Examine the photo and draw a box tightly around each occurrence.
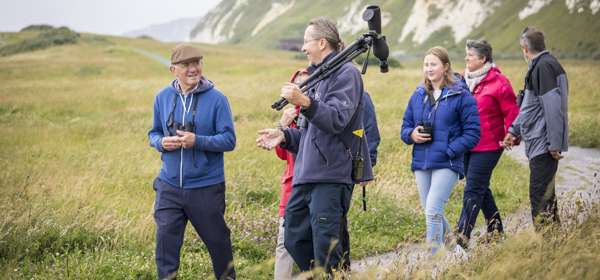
[335,93,369,211]
[167,91,200,130]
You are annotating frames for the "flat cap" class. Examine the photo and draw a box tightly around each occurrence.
[171,44,203,64]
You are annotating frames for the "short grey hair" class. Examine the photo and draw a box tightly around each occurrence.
[308,17,344,51]
[520,26,546,53]
[466,39,493,63]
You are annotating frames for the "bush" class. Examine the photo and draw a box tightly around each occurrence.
[20,24,54,32]
[0,26,79,56]
[354,54,402,69]
[136,35,154,40]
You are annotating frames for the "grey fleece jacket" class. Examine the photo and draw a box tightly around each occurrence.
[509,51,568,159]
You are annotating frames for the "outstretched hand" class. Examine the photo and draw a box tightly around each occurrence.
[256,128,285,150]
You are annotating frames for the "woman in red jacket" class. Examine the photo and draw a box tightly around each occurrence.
[456,40,520,248]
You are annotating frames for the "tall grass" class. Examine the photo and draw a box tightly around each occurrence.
[0,33,595,278]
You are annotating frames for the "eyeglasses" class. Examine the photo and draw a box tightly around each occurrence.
[303,38,321,44]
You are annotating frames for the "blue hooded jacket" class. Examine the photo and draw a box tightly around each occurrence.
[281,54,373,185]
[148,78,236,188]
[400,78,480,178]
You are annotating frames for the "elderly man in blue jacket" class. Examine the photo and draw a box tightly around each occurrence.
[257,18,373,274]
[148,44,236,280]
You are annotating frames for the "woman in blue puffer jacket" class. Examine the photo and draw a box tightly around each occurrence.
[401,46,480,254]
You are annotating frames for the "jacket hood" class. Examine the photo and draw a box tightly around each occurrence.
[170,77,214,95]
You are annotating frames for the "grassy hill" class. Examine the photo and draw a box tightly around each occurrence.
[0,31,598,278]
[190,0,600,58]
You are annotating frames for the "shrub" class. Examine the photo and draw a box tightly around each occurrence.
[354,54,402,69]
[0,26,79,56]
[20,24,54,32]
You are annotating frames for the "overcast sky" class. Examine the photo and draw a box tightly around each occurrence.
[0,0,221,35]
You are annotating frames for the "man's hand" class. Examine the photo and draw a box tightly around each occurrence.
[279,107,298,128]
[410,126,432,144]
[176,130,196,149]
[256,128,285,150]
[359,181,369,187]
[161,136,182,151]
[550,150,564,160]
[501,132,520,150]
[281,82,310,108]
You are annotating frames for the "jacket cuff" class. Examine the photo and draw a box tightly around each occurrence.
[300,96,318,118]
[194,134,203,150]
[155,137,165,152]
[508,125,520,137]
[279,128,291,150]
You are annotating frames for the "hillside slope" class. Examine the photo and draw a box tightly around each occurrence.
[189,0,600,57]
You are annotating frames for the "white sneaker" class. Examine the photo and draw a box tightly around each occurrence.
[452,244,469,262]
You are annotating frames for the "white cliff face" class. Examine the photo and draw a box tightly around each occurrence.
[519,0,553,19]
[251,0,295,36]
[519,0,600,18]
[591,0,600,14]
[337,0,364,35]
[338,0,391,35]
[190,0,248,44]
[399,0,501,45]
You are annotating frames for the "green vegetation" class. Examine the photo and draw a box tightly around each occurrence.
[0,31,597,279]
[354,54,402,69]
[0,26,79,57]
[442,205,600,279]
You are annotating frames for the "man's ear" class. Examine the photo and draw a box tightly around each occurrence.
[318,38,327,51]
[169,65,176,74]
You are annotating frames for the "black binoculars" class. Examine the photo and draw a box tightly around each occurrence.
[418,121,433,141]
[168,121,195,136]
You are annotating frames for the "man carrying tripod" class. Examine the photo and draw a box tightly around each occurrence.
[256,18,373,274]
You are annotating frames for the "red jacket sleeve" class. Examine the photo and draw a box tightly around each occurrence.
[498,80,520,133]
[275,145,288,160]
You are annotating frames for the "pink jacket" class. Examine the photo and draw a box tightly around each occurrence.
[470,67,520,152]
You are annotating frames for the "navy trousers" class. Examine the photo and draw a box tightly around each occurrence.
[284,183,353,273]
[153,178,235,280]
[340,185,354,271]
[457,150,504,239]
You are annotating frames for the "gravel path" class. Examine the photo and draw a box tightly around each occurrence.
[352,145,600,276]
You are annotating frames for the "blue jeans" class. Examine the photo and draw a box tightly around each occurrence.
[414,168,459,254]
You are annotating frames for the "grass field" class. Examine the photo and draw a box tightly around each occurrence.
[0,34,597,279]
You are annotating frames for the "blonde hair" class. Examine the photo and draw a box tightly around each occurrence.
[423,46,455,94]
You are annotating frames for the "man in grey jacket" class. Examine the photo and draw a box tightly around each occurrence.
[504,26,568,229]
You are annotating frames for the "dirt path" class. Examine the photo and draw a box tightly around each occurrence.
[352,145,600,275]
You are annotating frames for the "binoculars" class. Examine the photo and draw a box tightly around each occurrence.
[418,121,433,142]
[168,121,195,136]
